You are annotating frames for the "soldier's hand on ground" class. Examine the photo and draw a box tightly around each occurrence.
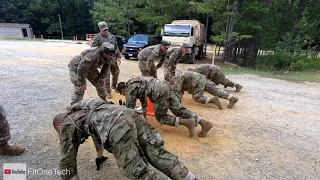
[98,78,105,85]
[79,84,87,91]
[95,156,108,170]
[117,57,121,65]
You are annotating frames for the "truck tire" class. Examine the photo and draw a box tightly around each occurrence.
[188,47,195,64]
[196,45,203,60]
[124,56,130,60]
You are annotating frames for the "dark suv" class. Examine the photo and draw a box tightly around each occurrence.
[114,35,128,52]
[121,34,162,59]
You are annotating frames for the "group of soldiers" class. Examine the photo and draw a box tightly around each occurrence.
[0,21,243,180]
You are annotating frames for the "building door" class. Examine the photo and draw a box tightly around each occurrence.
[22,29,28,37]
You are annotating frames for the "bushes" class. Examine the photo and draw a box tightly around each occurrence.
[255,51,320,71]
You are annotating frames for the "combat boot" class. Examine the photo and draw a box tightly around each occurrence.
[210,97,222,110]
[179,118,195,137]
[235,84,243,92]
[0,143,25,155]
[111,85,117,91]
[198,119,213,137]
[227,97,238,109]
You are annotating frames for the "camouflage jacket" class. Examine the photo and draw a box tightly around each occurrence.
[173,71,207,94]
[193,64,222,83]
[138,44,166,66]
[0,105,10,145]
[157,47,183,68]
[125,76,170,112]
[68,47,112,85]
[58,98,130,179]
[91,32,121,58]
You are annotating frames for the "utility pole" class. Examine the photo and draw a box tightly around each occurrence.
[58,14,64,40]
[204,13,209,57]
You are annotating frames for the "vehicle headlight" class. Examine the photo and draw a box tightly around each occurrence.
[139,48,142,50]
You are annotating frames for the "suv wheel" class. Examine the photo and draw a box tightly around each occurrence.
[124,56,130,60]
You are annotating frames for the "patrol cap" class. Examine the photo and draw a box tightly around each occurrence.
[161,40,171,48]
[101,42,115,54]
[98,21,109,31]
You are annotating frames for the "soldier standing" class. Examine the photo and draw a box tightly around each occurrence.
[174,71,239,109]
[188,64,243,92]
[68,42,116,105]
[156,44,189,83]
[138,40,171,78]
[53,98,198,180]
[116,76,213,137]
[91,21,122,99]
[0,105,25,155]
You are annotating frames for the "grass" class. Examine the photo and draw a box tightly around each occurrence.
[220,66,320,83]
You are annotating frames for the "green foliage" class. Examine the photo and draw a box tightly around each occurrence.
[256,51,320,71]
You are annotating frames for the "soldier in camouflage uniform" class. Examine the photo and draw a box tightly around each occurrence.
[156,44,189,83]
[138,41,171,78]
[116,76,213,137]
[188,64,243,92]
[0,105,25,155]
[68,42,116,105]
[174,71,239,109]
[91,22,122,98]
[53,98,198,180]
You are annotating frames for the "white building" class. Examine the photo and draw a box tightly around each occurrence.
[0,23,33,38]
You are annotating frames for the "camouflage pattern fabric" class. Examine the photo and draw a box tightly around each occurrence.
[124,77,177,126]
[158,47,183,82]
[173,71,231,103]
[138,45,166,78]
[91,32,121,92]
[68,45,113,104]
[57,98,195,180]
[0,105,10,146]
[193,64,236,88]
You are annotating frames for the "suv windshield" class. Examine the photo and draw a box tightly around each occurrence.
[128,35,148,44]
[163,25,190,37]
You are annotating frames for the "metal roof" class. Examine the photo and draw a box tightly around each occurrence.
[0,23,31,28]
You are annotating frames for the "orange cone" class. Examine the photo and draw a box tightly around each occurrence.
[147,98,155,116]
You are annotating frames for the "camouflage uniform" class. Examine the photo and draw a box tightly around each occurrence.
[156,47,183,82]
[91,32,121,94]
[193,64,237,88]
[57,98,196,180]
[125,76,201,127]
[173,71,233,103]
[138,45,166,78]
[68,44,114,104]
[0,105,10,146]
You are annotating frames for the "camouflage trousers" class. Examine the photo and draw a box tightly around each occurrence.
[192,78,230,104]
[105,60,120,94]
[213,71,236,88]
[69,68,106,105]
[138,59,157,78]
[107,109,193,180]
[163,65,176,82]
[0,106,10,146]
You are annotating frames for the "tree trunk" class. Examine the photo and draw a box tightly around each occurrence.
[224,0,238,63]
[290,0,304,46]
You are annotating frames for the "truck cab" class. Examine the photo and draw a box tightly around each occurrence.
[162,20,205,63]
[121,34,162,60]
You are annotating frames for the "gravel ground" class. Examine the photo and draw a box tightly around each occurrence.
[0,40,320,180]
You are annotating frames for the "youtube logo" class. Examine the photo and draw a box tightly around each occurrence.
[4,169,11,174]
[3,163,26,180]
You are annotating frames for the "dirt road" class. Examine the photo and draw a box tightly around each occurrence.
[0,40,319,180]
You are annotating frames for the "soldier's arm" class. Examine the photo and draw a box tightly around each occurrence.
[91,35,100,47]
[146,51,158,69]
[59,124,80,180]
[98,63,110,80]
[156,53,166,69]
[77,57,91,85]
[125,88,138,109]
